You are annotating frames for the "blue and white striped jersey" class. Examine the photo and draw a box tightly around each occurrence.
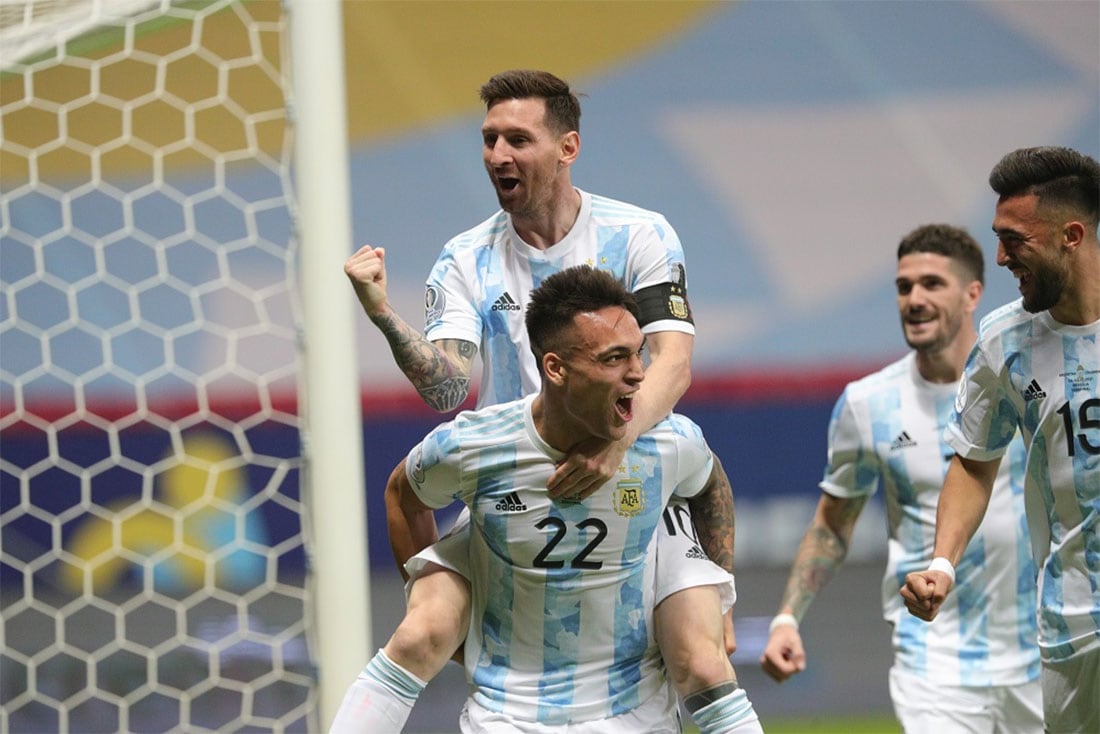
[946,300,1100,662]
[405,395,714,725]
[423,188,693,408]
[822,352,1039,685]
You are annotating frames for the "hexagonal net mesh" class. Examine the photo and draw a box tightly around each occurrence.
[1,1,318,731]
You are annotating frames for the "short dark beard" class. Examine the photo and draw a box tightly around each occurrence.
[1022,264,1066,313]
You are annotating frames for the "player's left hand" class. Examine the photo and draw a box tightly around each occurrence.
[548,436,627,500]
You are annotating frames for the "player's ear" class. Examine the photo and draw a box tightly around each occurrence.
[965,279,983,312]
[559,131,580,167]
[1062,220,1086,252]
[543,351,568,386]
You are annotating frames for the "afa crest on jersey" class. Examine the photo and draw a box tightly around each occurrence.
[613,479,645,517]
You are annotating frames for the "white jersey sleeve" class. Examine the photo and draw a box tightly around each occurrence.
[820,382,882,499]
[421,214,507,349]
[405,416,469,510]
[662,413,714,499]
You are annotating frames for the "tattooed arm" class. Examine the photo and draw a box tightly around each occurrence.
[760,492,867,682]
[376,328,476,413]
[345,244,477,412]
[687,453,736,575]
[777,493,866,618]
[681,453,738,655]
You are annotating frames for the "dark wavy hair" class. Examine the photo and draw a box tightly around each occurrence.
[479,69,582,136]
[526,266,639,371]
[897,223,985,285]
[989,146,1100,227]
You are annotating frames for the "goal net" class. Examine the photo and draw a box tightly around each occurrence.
[1,1,319,730]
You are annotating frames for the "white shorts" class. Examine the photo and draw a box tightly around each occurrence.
[888,666,1043,734]
[404,498,735,610]
[458,678,680,733]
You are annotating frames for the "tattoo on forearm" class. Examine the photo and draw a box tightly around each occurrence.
[782,525,849,620]
[689,459,736,574]
[372,313,474,411]
[419,378,471,412]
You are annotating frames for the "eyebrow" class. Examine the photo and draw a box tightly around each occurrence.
[596,337,646,359]
[992,225,1025,238]
[482,121,535,136]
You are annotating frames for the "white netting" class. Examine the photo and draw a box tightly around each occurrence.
[0,0,164,68]
[0,1,317,731]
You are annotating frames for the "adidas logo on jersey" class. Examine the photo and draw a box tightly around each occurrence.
[890,431,917,450]
[495,492,527,512]
[490,292,522,312]
[1023,379,1047,401]
[684,544,708,560]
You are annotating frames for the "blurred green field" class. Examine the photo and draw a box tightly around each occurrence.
[764,715,900,733]
[685,713,901,733]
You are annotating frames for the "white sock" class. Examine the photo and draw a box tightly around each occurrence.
[691,686,763,734]
[328,649,428,733]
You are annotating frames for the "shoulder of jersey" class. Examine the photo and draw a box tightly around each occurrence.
[449,399,528,440]
[843,354,910,401]
[444,210,510,251]
[977,298,1028,340]
[588,192,667,225]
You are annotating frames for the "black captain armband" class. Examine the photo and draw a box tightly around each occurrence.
[634,281,694,327]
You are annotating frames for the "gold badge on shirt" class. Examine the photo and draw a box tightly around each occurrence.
[613,479,645,518]
[668,294,689,320]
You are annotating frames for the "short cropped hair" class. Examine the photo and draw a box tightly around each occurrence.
[526,266,639,371]
[479,69,582,136]
[989,146,1100,228]
[897,223,985,285]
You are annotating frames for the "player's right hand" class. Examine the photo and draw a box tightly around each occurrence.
[548,435,622,501]
[759,624,806,683]
[900,570,951,622]
[344,244,388,317]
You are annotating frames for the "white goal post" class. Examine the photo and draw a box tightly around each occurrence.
[0,0,369,730]
[287,0,371,726]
